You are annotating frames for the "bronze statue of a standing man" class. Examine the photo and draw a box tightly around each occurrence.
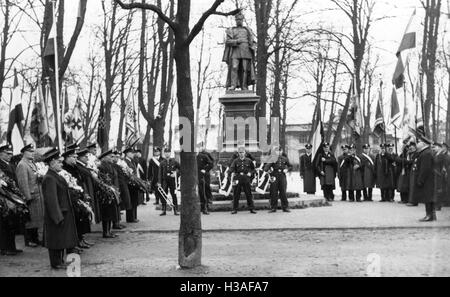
[222,12,256,91]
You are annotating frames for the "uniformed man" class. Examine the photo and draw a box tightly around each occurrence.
[265,146,292,212]
[360,144,376,201]
[406,141,419,207]
[16,144,44,247]
[410,133,436,221]
[0,168,25,256]
[299,144,316,195]
[148,147,163,205]
[133,148,147,205]
[62,147,91,250]
[387,143,399,201]
[375,144,395,202]
[110,150,129,229]
[97,150,120,238]
[123,147,140,222]
[77,149,100,229]
[159,148,180,216]
[347,144,363,202]
[337,145,350,201]
[0,144,17,181]
[229,146,257,214]
[395,142,413,204]
[316,143,338,201]
[197,143,214,215]
[41,148,78,269]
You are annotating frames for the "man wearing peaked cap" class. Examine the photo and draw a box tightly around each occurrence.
[16,143,43,248]
[97,149,121,237]
[197,145,214,215]
[0,144,16,181]
[20,143,35,154]
[300,144,316,195]
[148,147,164,205]
[410,133,437,221]
[62,146,92,250]
[159,147,180,216]
[41,148,78,269]
[316,142,338,201]
[375,142,395,202]
[99,150,113,160]
[338,144,350,201]
[123,146,140,222]
[361,144,375,201]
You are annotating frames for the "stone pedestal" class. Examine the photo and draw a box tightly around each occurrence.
[219,90,260,154]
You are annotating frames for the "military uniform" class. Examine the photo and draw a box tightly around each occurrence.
[411,144,436,220]
[347,154,364,202]
[197,150,214,214]
[148,150,164,205]
[264,155,292,211]
[316,147,338,201]
[395,148,413,203]
[62,159,91,246]
[16,144,44,246]
[159,156,180,215]
[337,150,350,201]
[124,155,140,222]
[375,146,395,202]
[299,152,316,194]
[361,153,375,204]
[97,151,121,237]
[229,156,256,213]
[41,149,78,269]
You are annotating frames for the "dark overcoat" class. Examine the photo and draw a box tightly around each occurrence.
[337,154,350,190]
[41,169,78,250]
[97,162,120,222]
[375,153,395,189]
[112,162,132,211]
[410,146,435,204]
[361,153,376,188]
[76,162,100,224]
[300,154,316,193]
[317,152,337,189]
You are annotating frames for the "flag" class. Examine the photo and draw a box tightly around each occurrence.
[396,9,417,55]
[7,69,25,155]
[30,82,49,144]
[346,79,363,138]
[97,99,107,150]
[393,9,417,89]
[62,86,73,142]
[311,121,324,164]
[390,87,401,127]
[373,87,385,138]
[71,97,84,143]
[43,11,57,71]
[44,79,57,142]
[125,85,136,146]
[415,84,424,130]
[392,56,406,89]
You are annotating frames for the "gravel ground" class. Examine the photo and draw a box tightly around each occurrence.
[1,227,449,277]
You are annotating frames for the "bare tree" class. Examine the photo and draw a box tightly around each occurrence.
[0,0,29,103]
[115,0,240,269]
[97,0,134,151]
[421,0,443,140]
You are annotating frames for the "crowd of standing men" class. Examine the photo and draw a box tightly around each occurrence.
[299,130,450,222]
[0,141,162,269]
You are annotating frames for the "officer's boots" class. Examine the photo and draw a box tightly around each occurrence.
[174,205,179,216]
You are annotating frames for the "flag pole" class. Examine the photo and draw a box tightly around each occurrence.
[52,0,63,152]
[379,80,387,144]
